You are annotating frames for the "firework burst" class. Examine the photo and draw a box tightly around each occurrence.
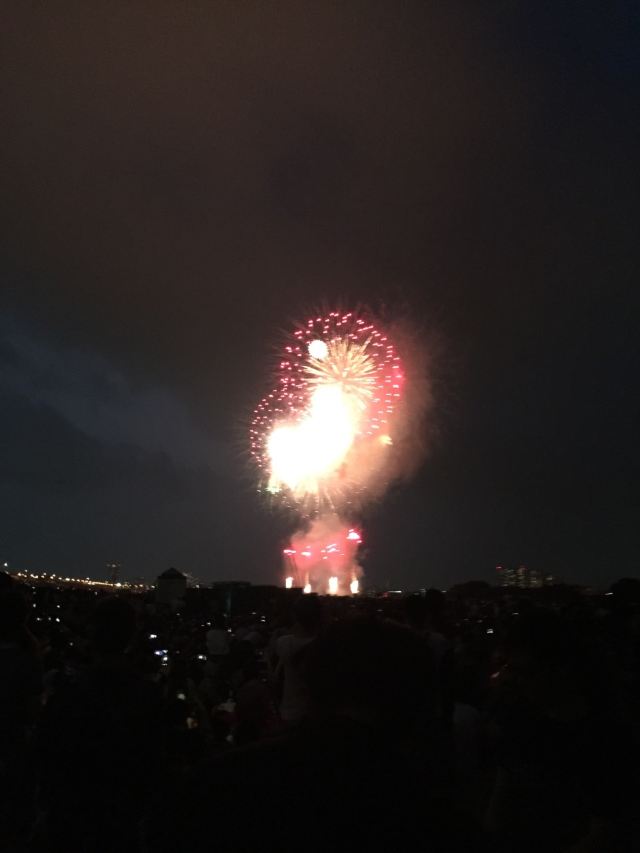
[250,310,403,514]
[305,336,378,410]
[250,308,432,594]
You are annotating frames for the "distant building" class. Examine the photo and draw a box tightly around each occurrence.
[156,567,187,607]
[106,561,121,584]
[497,564,544,589]
[496,565,517,587]
[529,569,543,589]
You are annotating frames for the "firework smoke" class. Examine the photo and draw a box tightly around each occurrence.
[284,515,363,596]
[251,309,431,593]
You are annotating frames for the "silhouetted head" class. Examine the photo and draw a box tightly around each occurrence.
[294,594,323,635]
[423,588,447,632]
[424,588,445,615]
[0,571,14,593]
[404,594,427,630]
[303,617,434,729]
[501,608,597,717]
[0,588,29,641]
[91,596,137,656]
[242,659,262,681]
[610,578,640,607]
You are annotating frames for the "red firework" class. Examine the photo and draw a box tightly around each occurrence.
[250,310,403,481]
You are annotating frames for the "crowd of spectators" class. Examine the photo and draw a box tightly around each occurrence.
[1,569,639,852]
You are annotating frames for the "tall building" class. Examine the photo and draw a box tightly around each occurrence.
[106,561,121,584]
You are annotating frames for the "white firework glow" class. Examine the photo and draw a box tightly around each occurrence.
[267,384,357,497]
[305,337,378,411]
[250,311,404,513]
[266,337,388,499]
[307,338,329,360]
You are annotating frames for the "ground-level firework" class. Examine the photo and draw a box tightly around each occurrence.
[283,516,362,595]
[251,309,414,594]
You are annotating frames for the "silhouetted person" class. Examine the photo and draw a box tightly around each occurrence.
[423,588,449,663]
[234,658,276,746]
[405,589,454,732]
[205,614,230,660]
[39,596,165,853]
[146,617,485,853]
[0,585,42,846]
[274,594,323,723]
[487,608,633,851]
[0,569,15,592]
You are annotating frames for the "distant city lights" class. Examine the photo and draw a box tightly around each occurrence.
[8,570,149,591]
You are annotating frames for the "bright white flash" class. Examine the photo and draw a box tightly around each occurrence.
[267,384,357,496]
[308,339,328,360]
[306,337,377,410]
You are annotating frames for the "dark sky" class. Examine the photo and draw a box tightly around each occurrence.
[1,3,638,588]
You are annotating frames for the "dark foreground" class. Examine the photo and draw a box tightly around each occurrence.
[1,572,639,852]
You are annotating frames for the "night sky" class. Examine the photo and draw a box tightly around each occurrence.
[1,3,638,588]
